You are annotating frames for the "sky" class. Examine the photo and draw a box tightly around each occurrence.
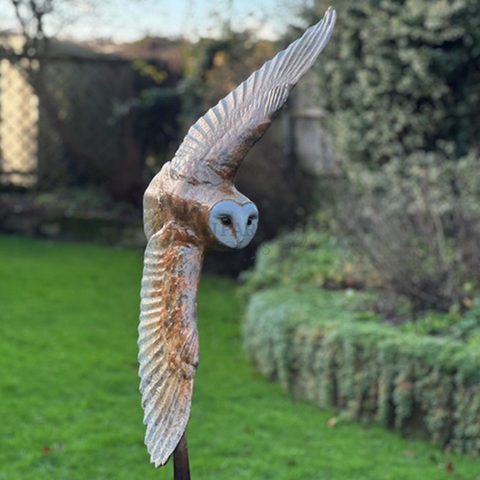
[0,0,312,42]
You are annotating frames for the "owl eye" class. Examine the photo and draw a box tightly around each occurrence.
[219,215,232,226]
[247,216,255,226]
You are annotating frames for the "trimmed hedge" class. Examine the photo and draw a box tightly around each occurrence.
[243,287,480,455]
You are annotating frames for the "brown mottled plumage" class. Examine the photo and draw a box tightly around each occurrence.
[138,7,336,471]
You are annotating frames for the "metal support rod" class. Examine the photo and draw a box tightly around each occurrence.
[173,432,191,480]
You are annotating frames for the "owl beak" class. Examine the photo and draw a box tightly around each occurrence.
[236,219,258,250]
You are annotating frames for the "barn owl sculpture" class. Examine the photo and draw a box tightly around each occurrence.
[138,7,336,476]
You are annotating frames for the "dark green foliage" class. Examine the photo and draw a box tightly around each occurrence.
[399,302,480,347]
[244,286,480,455]
[306,0,480,165]
[118,59,183,176]
[451,299,480,348]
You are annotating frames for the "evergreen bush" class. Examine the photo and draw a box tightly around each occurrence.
[306,0,480,166]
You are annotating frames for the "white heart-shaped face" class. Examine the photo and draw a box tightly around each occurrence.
[208,200,259,250]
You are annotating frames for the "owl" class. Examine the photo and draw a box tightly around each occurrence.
[138,7,336,471]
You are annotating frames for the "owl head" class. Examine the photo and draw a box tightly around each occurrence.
[208,199,259,250]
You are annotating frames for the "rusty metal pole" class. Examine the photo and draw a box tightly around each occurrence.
[173,432,191,480]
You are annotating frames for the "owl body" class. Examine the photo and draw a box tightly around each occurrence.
[138,7,337,469]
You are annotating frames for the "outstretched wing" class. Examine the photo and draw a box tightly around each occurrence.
[169,7,336,184]
[138,226,204,467]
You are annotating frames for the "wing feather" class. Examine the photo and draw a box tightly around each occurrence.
[138,226,203,467]
[169,7,336,183]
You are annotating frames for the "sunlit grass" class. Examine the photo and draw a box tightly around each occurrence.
[0,235,478,480]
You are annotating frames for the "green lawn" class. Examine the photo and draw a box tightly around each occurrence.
[0,235,478,480]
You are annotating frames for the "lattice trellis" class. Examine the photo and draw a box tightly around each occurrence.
[0,52,135,191]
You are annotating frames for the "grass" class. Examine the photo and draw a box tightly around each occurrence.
[0,235,479,480]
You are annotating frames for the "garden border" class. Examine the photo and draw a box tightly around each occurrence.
[243,287,480,455]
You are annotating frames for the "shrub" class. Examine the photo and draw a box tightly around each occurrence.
[335,151,480,313]
[451,298,480,347]
[244,286,480,454]
[304,0,480,166]
[398,300,480,349]
[240,224,379,299]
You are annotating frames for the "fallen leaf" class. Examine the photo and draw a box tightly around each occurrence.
[42,445,51,454]
[446,461,454,474]
[327,417,338,428]
[403,450,415,458]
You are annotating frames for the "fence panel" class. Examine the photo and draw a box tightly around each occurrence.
[0,52,141,197]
